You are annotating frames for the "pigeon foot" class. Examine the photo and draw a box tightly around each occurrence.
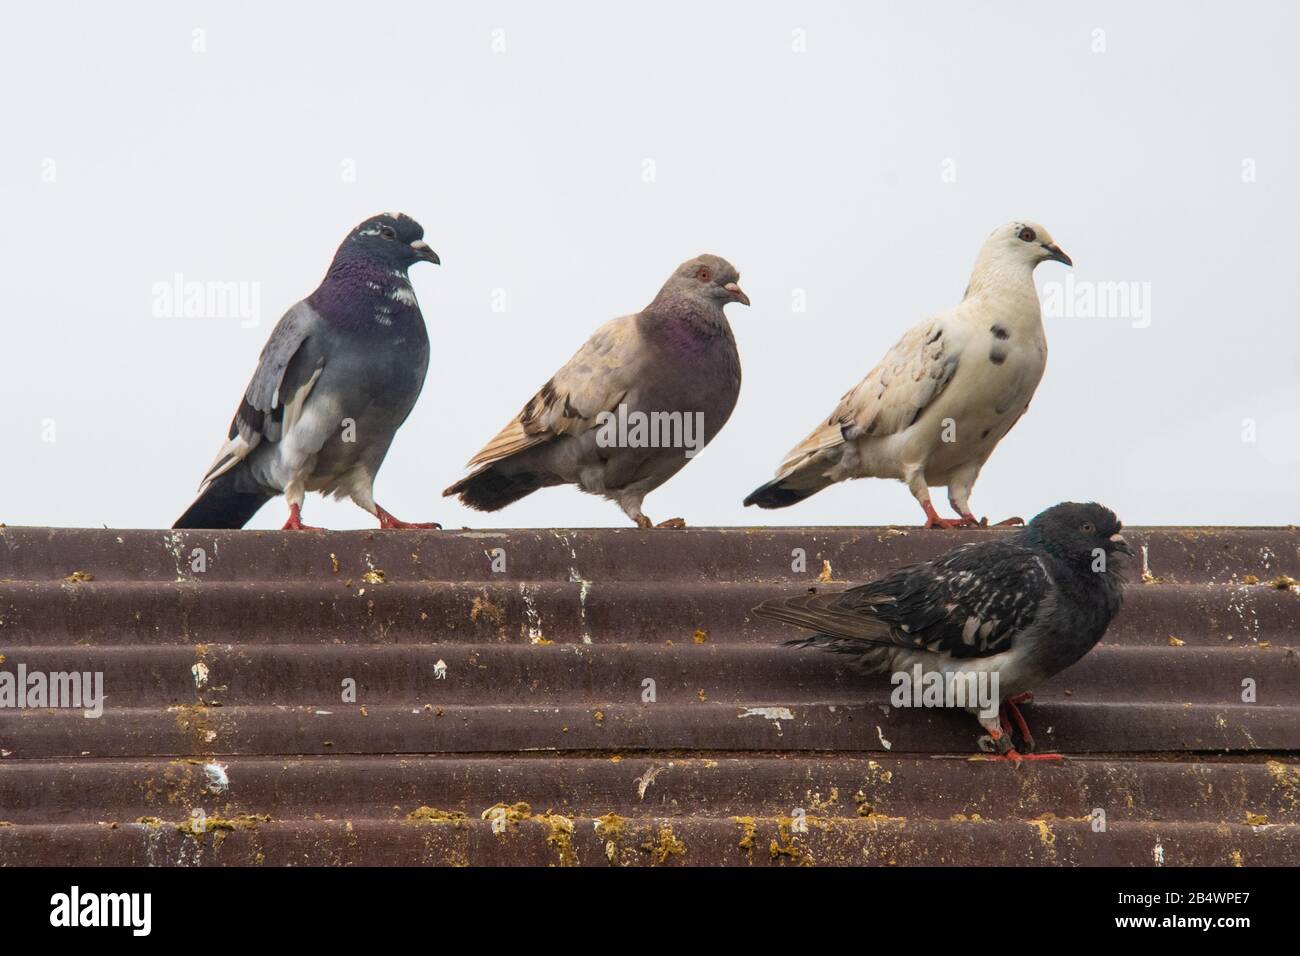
[982,702,1059,766]
[957,511,1024,528]
[376,505,441,530]
[633,516,687,529]
[977,725,1015,755]
[987,750,1064,767]
[1001,698,1036,753]
[921,501,959,530]
[281,504,323,531]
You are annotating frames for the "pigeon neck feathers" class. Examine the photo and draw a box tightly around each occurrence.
[309,254,422,331]
[961,246,1040,305]
[1018,522,1127,615]
[640,288,734,351]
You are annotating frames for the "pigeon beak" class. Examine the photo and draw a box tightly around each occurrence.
[1041,242,1072,267]
[1108,533,1134,556]
[411,240,440,265]
[724,281,751,306]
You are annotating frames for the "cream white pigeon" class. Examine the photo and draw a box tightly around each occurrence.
[744,221,1071,529]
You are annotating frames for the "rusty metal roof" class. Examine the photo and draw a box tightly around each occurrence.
[0,524,1297,866]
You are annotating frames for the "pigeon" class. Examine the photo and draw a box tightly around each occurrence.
[443,254,748,528]
[752,502,1130,761]
[173,213,441,530]
[744,221,1071,528]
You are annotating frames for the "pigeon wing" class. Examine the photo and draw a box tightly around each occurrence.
[198,301,325,489]
[754,539,1052,661]
[463,315,643,469]
[775,318,959,477]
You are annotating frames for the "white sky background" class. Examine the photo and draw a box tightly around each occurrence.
[1,0,1297,530]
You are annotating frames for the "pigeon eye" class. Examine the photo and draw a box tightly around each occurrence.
[380,225,397,240]
[1017,226,1036,243]
[1081,521,1095,534]
[696,267,712,282]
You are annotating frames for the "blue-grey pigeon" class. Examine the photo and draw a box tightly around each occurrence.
[443,254,748,528]
[753,502,1130,762]
[174,213,440,530]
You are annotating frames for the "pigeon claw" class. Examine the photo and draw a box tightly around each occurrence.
[633,516,687,529]
[976,729,1064,767]
[1001,698,1037,753]
[375,505,441,530]
[921,501,960,530]
[978,724,1016,755]
[992,694,1057,760]
[955,511,1024,529]
[281,504,323,531]
[992,750,1065,767]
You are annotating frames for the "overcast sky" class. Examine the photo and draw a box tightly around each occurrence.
[2,1,1297,530]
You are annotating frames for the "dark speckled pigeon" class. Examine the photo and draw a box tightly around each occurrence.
[174,213,441,530]
[443,254,748,527]
[753,502,1130,762]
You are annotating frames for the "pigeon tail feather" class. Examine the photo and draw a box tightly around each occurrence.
[173,467,275,529]
[752,594,894,645]
[443,462,556,512]
[743,474,829,509]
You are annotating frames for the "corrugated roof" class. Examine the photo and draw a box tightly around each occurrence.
[1,525,1297,866]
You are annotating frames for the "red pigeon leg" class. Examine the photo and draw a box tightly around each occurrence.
[977,720,1021,765]
[375,505,442,530]
[282,503,323,531]
[921,500,960,530]
[1004,697,1036,751]
[979,707,1063,766]
[1004,692,1063,760]
[998,703,1015,739]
